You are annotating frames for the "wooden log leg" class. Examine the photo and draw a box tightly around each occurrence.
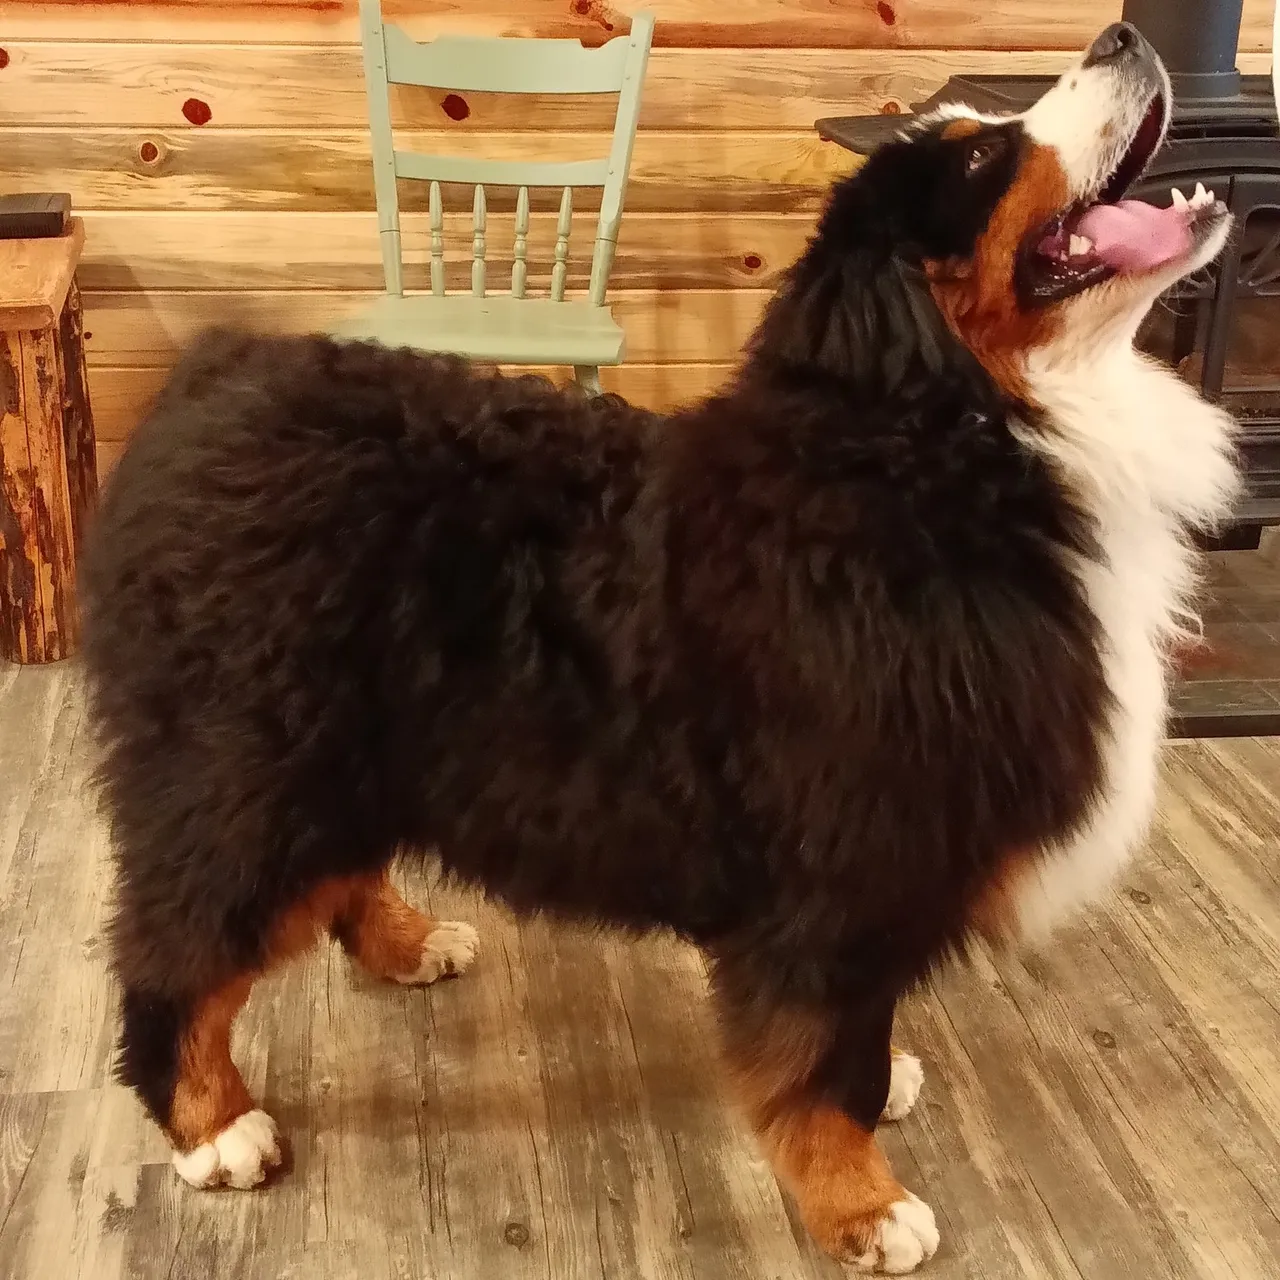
[0,325,79,662]
[0,332,29,658]
[55,282,98,548]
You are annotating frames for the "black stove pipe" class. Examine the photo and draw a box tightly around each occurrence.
[1121,0,1244,99]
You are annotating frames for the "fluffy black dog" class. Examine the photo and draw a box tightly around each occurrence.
[81,27,1238,1273]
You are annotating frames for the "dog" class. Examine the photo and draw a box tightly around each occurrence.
[80,23,1236,1274]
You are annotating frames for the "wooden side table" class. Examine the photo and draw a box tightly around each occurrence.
[0,219,98,663]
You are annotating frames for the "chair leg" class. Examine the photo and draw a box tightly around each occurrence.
[574,365,603,395]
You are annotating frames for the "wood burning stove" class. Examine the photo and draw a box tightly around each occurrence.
[818,0,1280,535]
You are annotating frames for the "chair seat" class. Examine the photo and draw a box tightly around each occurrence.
[333,294,626,366]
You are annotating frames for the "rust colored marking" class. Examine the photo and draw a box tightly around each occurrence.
[168,975,256,1149]
[167,874,366,1150]
[969,858,1022,942]
[876,2,897,25]
[264,875,362,966]
[441,93,470,122]
[139,141,159,163]
[721,1003,828,1128]
[718,1003,909,1253]
[182,97,212,126]
[927,141,1071,401]
[0,49,10,70]
[940,117,983,139]
[332,868,432,980]
[763,1105,907,1263]
[743,253,763,271]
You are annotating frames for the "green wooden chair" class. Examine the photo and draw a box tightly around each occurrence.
[335,0,655,393]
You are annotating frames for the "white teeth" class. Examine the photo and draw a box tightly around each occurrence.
[1068,234,1094,258]
[1171,184,1215,217]
[1189,182,1215,211]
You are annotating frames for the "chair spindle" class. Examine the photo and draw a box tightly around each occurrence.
[512,186,530,299]
[551,186,572,302]
[429,181,445,296]
[472,185,487,298]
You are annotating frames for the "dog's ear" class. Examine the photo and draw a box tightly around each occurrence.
[743,150,1006,404]
[747,247,976,402]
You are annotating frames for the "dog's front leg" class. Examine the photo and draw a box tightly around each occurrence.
[710,957,939,1274]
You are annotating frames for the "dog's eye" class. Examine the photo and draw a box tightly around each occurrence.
[966,142,997,173]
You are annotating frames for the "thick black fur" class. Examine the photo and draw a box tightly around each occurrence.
[82,118,1109,1133]
[116,987,189,1123]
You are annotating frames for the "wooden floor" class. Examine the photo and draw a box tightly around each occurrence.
[2,664,1278,1280]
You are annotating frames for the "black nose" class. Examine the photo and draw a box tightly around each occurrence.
[1083,22,1141,68]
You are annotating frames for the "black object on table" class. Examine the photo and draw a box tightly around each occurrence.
[0,193,72,241]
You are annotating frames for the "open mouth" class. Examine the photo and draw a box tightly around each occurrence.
[1018,94,1226,306]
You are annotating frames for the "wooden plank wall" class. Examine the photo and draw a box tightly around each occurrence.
[2,0,1274,477]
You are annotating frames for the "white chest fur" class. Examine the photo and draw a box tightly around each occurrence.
[1009,349,1239,939]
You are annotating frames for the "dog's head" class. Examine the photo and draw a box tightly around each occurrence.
[753,23,1231,401]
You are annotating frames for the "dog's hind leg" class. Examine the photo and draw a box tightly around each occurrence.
[711,956,939,1274]
[330,866,479,985]
[118,975,275,1189]
[115,877,363,1189]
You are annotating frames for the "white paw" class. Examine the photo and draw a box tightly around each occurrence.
[853,1195,940,1274]
[396,920,480,985]
[172,1109,281,1190]
[881,1050,925,1122]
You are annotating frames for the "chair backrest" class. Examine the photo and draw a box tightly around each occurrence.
[358,0,654,306]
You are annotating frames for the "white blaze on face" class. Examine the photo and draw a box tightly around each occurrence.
[1020,52,1168,204]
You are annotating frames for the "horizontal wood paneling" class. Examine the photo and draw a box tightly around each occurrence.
[2,44,1081,130]
[89,361,734,445]
[5,0,1276,50]
[81,288,769,367]
[3,128,855,214]
[8,44,1273,133]
[17,0,1264,470]
[90,368,171,442]
[76,211,808,291]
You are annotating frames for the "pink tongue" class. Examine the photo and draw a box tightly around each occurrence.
[1075,199,1193,272]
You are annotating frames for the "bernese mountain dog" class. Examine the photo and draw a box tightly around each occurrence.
[80,23,1237,1274]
